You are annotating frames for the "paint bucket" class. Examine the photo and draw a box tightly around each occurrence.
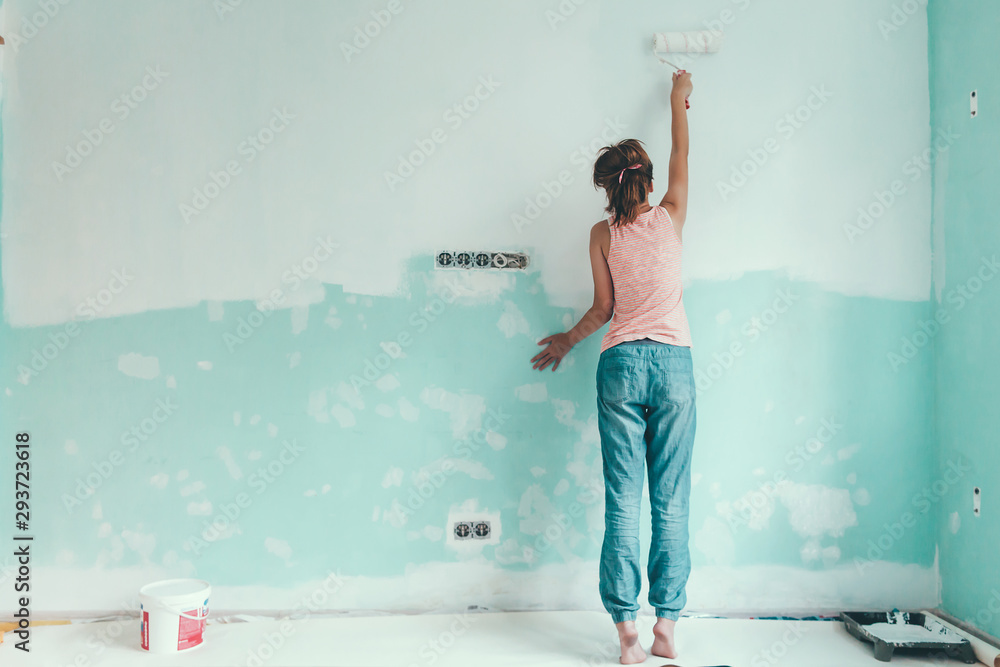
[138,579,211,653]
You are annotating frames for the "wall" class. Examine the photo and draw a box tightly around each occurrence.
[0,0,938,615]
[929,0,1000,639]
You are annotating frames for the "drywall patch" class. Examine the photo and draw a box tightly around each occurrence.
[65,439,78,454]
[426,270,515,305]
[118,353,160,380]
[308,390,329,423]
[517,485,580,560]
[397,397,419,422]
[121,530,156,560]
[376,374,400,392]
[694,516,736,565]
[777,481,857,538]
[514,383,548,403]
[485,431,507,450]
[331,404,356,428]
[187,501,212,516]
[949,511,960,534]
[495,538,533,565]
[150,473,169,489]
[417,457,493,481]
[381,467,404,488]
[419,387,486,439]
[837,443,862,461]
[180,481,206,496]
[336,382,365,411]
[497,300,531,338]
[265,537,293,564]
[217,446,243,479]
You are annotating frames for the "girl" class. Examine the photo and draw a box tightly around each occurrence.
[531,71,695,664]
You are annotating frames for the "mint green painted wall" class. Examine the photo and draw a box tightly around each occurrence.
[929,0,1000,639]
[0,263,939,608]
[0,0,941,613]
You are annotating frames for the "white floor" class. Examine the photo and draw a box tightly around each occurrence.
[0,611,981,666]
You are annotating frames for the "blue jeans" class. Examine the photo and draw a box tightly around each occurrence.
[596,339,697,623]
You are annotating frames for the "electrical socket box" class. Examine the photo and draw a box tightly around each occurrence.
[436,251,528,271]
[453,520,491,540]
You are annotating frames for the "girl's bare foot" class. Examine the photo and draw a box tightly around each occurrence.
[651,617,678,659]
[615,620,646,664]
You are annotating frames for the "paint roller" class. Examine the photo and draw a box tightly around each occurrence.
[652,31,724,108]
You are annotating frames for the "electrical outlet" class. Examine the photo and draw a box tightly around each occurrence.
[974,487,981,516]
[473,521,491,539]
[971,90,978,118]
[436,251,529,271]
[453,521,474,540]
[452,520,491,540]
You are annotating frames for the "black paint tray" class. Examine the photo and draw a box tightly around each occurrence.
[840,611,977,663]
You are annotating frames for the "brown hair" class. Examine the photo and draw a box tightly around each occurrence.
[593,139,653,227]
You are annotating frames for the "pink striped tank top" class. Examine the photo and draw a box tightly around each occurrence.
[600,205,692,353]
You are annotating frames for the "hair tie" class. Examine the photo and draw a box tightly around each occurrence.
[618,163,642,184]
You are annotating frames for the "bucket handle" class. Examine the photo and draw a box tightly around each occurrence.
[146,597,208,621]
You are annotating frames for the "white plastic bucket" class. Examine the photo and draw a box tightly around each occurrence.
[138,579,211,653]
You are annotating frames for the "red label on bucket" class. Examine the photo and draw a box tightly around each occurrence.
[177,604,207,650]
[141,610,149,650]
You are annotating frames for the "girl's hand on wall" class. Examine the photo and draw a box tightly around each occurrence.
[531,333,572,371]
